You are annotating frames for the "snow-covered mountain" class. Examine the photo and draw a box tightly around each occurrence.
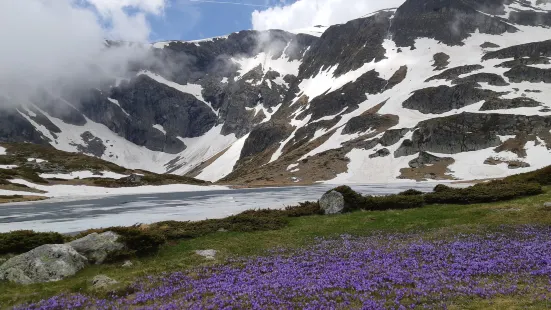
[3,0,551,185]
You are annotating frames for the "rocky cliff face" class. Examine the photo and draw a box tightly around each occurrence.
[2,0,551,184]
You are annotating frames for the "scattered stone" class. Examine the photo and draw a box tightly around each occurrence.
[68,231,124,264]
[195,250,218,260]
[217,228,228,232]
[432,52,450,70]
[0,244,87,284]
[424,173,437,179]
[408,152,452,168]
[369,148,391,158]
[91,275,118,290]
[543,202,551,208]
[319,191,345,215]
[480,42,500,49]
[122,260,133,268]
[480,97,541,111]
[127,174,144,184]
[507,161,531,169]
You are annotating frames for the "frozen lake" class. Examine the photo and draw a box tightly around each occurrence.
[0,183,439,233]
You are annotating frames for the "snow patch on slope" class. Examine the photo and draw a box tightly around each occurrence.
[138,71,217,113]
[107,98,130,117]
[328,131,418,184]
[19,106,178,173]
[171,125,238,175]
[232,51,301,79]
[8,179,229,198]
[153,124,166,135]
[0,165,17,169]
[289,25,329,37]
[0,146,6,155]
[197,133,250,182]
[40,171,127,180]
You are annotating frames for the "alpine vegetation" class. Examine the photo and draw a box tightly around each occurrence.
[15,226,551,309]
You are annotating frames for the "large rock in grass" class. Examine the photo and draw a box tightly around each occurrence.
[91,275,118,290]
[319,191,345,215]
[68,231,124,264]
[0,244,87,284]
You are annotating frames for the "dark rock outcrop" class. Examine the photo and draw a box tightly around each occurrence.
[0,111,48,144]
[480,97,541,111]
[306,70,387,120]
[369,148,390,158]
[402,83,503,114]
[425,65,484,82]
[380,128,410,147]
[432,53,450,70]
[342,113,398,135]
[495,57,550,68]
[483,40,551,60]
[452,73,509,86]
[240,121,293,159]
[74,132,106,157]
[390,0,517,47]
[504,65,551,83]
[386,66,408,89]
[509,10,551,27]
[299,11,392,78]
[395,113,551,156]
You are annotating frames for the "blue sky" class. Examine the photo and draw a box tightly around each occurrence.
[148,0,288,42]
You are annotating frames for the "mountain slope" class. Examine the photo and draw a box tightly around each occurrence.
[2,0,551,185]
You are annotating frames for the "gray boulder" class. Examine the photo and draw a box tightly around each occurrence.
[195,249,217,260]
[319,191,345,215]
[68,231,124,264]
[91,275,118,290]
[122,260,133,268]
[0,244,87,284]
[543,202,551,208]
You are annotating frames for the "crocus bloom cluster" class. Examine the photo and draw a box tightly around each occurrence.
[15,225,551,309]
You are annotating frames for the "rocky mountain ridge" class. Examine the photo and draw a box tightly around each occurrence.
[2,0,551,185]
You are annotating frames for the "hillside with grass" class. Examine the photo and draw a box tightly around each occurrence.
[2,166,551,308]
[0,143,210,202]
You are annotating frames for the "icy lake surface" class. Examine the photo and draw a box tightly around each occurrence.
[0,183,439,233]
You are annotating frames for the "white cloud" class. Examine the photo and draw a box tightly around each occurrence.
[252,0,406,31]
[84,0,167,42]
[0,0,162,110]
[86,0,167,16]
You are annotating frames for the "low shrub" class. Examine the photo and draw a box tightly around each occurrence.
[151,206,317,241]
[0,168,18,176]
[153,220,221,240]
[0,195,23,199]
[15,168,48,184]
[110,227,166,257]
[364,195,425,211]
[398,189,424,196]
[0,230,65,255]
[331,185,365,212]
[224,212,289,232]
[425,180,542,204]
[505,165,551,186]
[284,201,323,217]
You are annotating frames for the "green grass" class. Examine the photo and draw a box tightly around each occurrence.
[2,188,551,308]
[0,143,208,188]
